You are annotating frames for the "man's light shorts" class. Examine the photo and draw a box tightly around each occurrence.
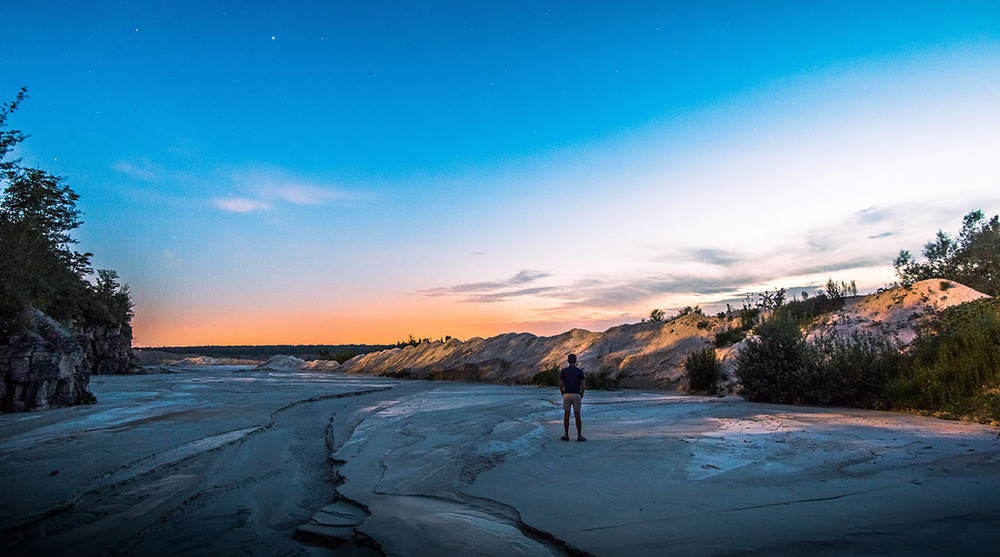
[562,393,582,412]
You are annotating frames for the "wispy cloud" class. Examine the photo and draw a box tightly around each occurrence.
[421,270,553,302]
[212,197,273,213]
[232,166,356,207]
[113,160,162,183]
[416,201,982,318]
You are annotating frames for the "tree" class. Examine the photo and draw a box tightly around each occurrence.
[0,88,131,332]
[894,210,1000,296]
[648,308,665,322]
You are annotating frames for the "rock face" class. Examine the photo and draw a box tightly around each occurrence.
[84,324,140,375]
[340,279,990,390]
[0,309,93,413]
[1,308,139,412]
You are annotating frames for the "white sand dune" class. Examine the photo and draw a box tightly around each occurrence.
[341,279,989,388]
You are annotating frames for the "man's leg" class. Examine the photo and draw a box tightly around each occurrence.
[574,407,582,438]
[563,408,571,438]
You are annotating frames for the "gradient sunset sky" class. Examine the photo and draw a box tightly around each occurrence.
[3,1,999,346]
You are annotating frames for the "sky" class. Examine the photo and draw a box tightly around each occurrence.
[3,1,1000,346]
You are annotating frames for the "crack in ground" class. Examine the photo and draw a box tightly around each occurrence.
[577,486,893,533]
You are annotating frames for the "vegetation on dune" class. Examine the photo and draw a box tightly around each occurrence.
[1,87,133,336]
[732,227,1000,422]
[894,210,1000,296]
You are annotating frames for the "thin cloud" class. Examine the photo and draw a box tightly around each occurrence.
[212,197,272,213]
[421,270,552,297]
[113,160,162,183]
[235,167,357,206]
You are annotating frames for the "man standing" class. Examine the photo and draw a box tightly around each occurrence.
[559,354,586,441]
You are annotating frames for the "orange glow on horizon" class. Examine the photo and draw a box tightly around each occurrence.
[131,298,548,347]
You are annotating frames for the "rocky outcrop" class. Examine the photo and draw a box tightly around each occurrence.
[0,309,93,413]
[84,323,139,375]
[1,308,140,412]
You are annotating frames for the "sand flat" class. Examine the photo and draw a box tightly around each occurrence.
[1,370,998,556]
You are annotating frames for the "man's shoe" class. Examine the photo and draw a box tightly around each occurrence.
[560,435,570,441]
[577,436,587,442]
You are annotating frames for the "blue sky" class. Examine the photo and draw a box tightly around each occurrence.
[3,1,999,345]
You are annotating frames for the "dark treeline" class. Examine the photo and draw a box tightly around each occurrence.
[140,344,393,363]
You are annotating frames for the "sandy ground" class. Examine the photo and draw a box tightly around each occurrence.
[1,369,998,556]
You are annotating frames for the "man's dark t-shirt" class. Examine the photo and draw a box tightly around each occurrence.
[560,365,585,394]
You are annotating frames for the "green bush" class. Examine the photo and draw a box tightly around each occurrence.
[714,327,746,347]
[893,299,1000,421]
[808,331,902,409]
[531,364,561,387]
[685,347,721,394]
[585,369,615,390]
[772,294,844,328]
[713,307,759,347]
[735,317,810,404]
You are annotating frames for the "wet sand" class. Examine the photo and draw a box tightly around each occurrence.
[1,369,998,556]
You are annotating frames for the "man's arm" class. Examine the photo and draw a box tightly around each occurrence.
[559,378,565,395]
[580,377,586,398]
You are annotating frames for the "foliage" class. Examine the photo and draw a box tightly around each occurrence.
[771,292,845,328]
[808,331,902,409]
[894,299,1000,421]
[735,317,810,404]
[696,319,711,330]
[1,88,133,335]
[382,369,413,379]
[532,363,561,387]
[825,279,857,300]
[147,344,391,361]
[684,347,722,394]
[317,347,364,363]
[585,368,615,390]
[756,288,786,310]
[648,308,665,322]
[677,305,702,317]
[713,307,758,348]
[894,210,1000,296]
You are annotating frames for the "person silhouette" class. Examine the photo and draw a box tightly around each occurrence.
[559,354,586,441]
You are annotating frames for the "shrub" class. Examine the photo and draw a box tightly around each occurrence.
[532,364,561,387]
[713,307,758,347]
[808,331,902,409]
[585,369,615,390]
[685,347,721,394]
[713,327,746,348]
[893,299,1000,421]
[772,293,844,328]
[696,320,711,330]
[735,317,810,404]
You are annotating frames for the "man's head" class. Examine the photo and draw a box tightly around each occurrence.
[568,354,577,365]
